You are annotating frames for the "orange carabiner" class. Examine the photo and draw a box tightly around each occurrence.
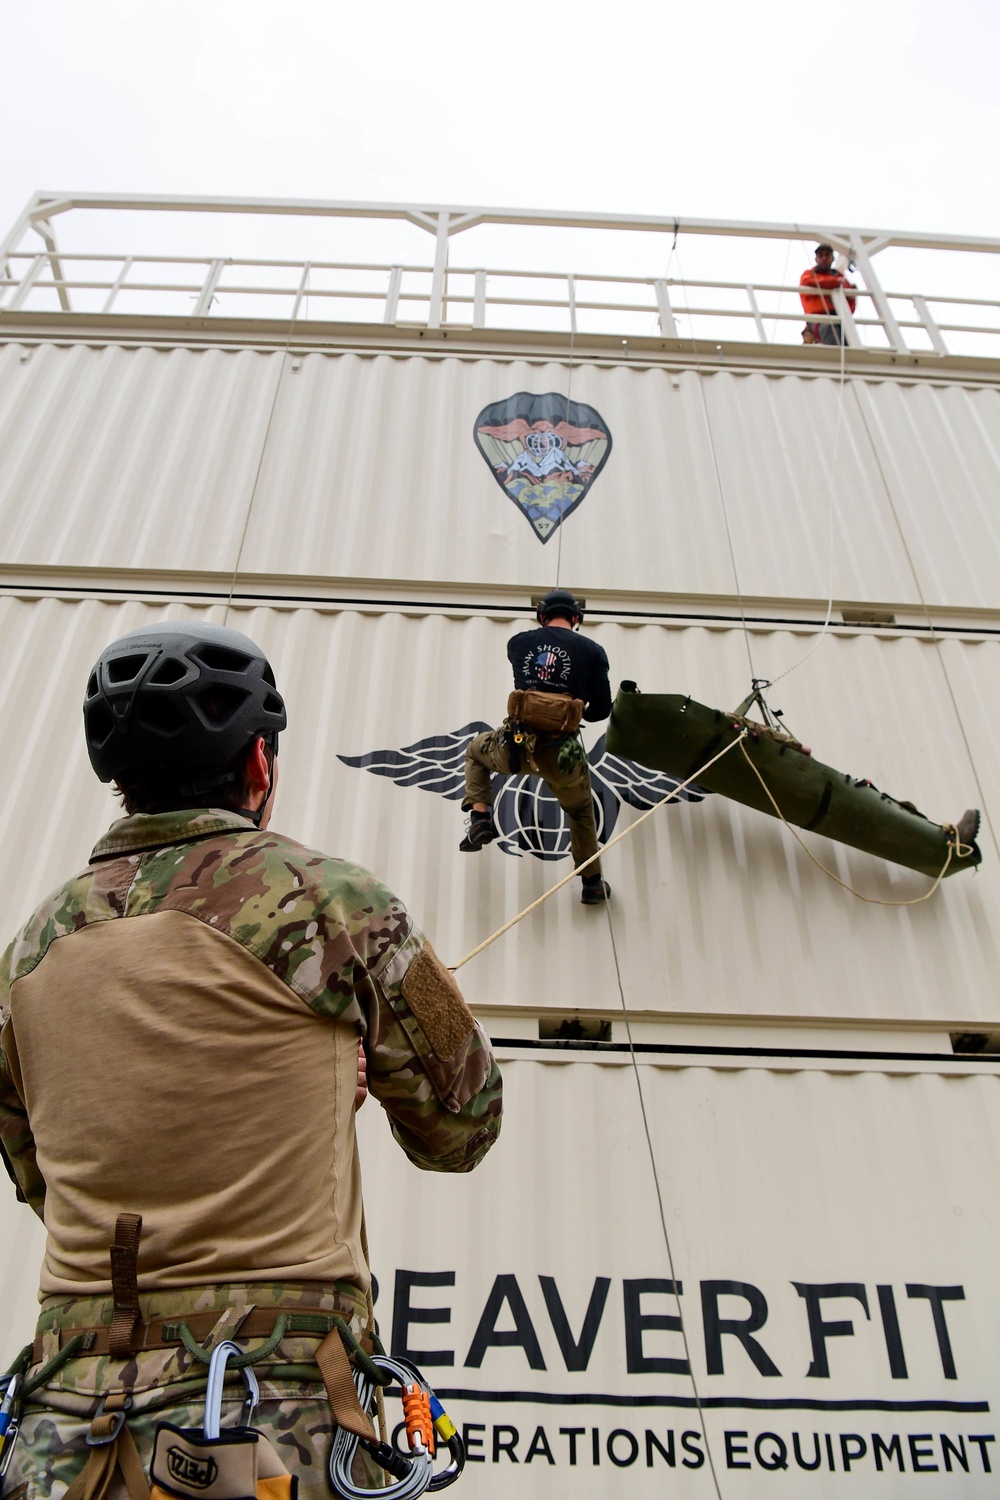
[401,1384,435,1456]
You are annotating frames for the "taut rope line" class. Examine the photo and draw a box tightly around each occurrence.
[766,307,849,687]
[222,292,303,626]
[554,272,578,591]
[604,899,726,1500]
[672,241,755,684]
[449,731,748,972]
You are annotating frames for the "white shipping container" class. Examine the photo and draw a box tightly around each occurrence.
[1,343,999,608]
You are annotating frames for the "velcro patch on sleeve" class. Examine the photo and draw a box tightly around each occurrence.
[401,943,476,1061]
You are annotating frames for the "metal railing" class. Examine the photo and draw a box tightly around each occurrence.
[2,193,999,359]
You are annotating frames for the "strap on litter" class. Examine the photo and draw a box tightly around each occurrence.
[108,1214,143,1359]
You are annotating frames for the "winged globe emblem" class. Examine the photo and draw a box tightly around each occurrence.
[474,391,612,544]
[339,726,706,861]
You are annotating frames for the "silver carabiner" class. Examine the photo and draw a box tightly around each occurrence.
[203,1340,260,1441]
[327,1355,464,1500]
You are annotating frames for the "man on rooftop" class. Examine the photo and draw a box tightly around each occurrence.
[800,243,857,345]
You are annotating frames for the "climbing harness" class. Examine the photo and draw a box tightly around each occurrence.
[500,690,586,777]
[501,721,529,775]
[506,689,584,736]
[328,1356,464,1500]
[3,1212,467,1500]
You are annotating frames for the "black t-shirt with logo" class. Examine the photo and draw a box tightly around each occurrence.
[507,627,612,722]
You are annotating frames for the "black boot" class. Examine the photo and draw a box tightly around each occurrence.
[580,874,611,905]
[956,809,981,849]
[460,810,496,852]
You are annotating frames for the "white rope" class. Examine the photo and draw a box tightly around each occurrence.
[554,276,578,590]
[604,898,726,1500]
[768,235,794,345]
[738,737,969,903]
[766,307,849,686]
[673,242,756,683]
[849,380,997,858]
[221,300,301,624]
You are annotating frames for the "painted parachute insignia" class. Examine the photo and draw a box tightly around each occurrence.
[339,726,704,862]
[607,685,982,879]
[473,391,612,543]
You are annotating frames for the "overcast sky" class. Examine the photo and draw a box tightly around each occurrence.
[1,0,996,328]
[4,0,994,229]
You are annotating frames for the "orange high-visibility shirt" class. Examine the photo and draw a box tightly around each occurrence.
[800,267,857,316]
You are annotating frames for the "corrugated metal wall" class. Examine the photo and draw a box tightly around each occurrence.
[350,1055,1000,1498]
[0,595,995,1028]
[1,324,999,1498]
[3,344,1000,607]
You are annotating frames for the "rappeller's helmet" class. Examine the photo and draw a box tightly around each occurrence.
[536,589,584,627]
[84,621,287,790]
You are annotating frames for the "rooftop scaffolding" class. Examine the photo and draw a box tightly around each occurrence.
[2,192,1000,361]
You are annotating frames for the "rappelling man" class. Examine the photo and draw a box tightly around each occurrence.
[0,619,502,1500]
[461,589,613,904]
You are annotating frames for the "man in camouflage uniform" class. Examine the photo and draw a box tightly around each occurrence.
[0,621,502,1500]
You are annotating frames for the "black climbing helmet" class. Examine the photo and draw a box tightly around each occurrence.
[84,621,287,783]
[536,589,584,626]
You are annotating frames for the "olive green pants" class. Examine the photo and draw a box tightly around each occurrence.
[464,728,602,877]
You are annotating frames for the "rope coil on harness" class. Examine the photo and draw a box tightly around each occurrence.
[328,1355,464,1500]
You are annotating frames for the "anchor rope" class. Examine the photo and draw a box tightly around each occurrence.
[765,311,849,687]
[540,229,724,1493]
[768,235,794,345]
[604,896,726,1500]
[554,272,578,590]
[221,292,302,626]
[848,382,997,860]
[672,239,853,694]
[672,241,755,683]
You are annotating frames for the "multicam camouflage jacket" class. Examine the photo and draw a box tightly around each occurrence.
[0,808,501,1299]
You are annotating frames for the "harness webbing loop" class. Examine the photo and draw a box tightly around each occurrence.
[63,1394,151,1500]
[315,1326,377,1443]
[108,1214,143,1359]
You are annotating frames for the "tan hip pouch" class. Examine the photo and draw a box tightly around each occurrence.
[508,690,584,735]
